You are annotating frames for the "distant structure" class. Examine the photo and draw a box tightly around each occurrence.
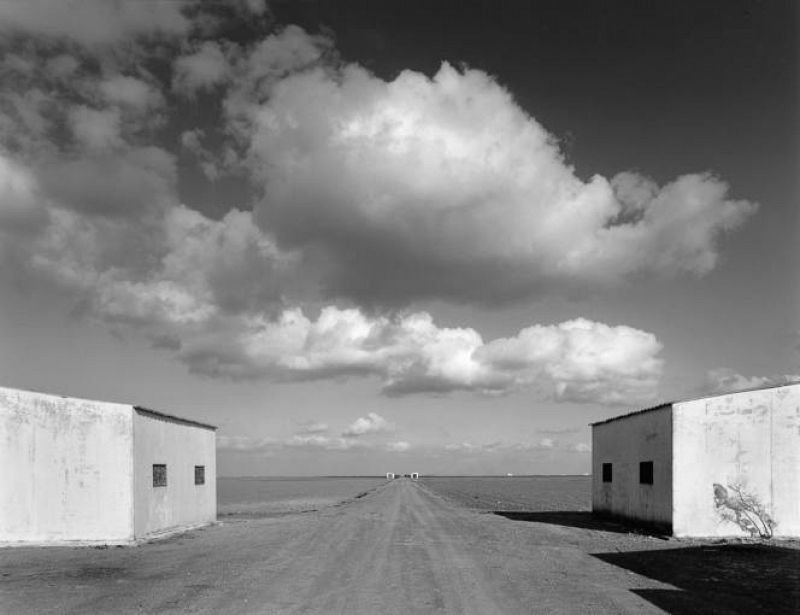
[591,383,800,537]
[386,472,395,480]
[0,386,216,545]
[410,472,419,480]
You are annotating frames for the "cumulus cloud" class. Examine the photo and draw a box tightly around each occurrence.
[180,129,223,180]
[217,435,278,453]
[39,147,177,218]
[173,41,232,94]
[0,17,759,405]
[386,441,411,452]
[170,307,662,404]
[0,0,190,45]
[0,142,293,340]
[297,421,329,435]
[245,57,756,305]
[100,75,162,110]
[0,162,664,405]
[0,154,47,233]
[704,368,800,395]
[343,412,394,437]
[68,106,122,150]
[285,434,361,451]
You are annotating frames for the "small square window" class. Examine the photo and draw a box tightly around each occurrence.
[194,465,205,485]
[639,461,654,485]
[602,463,612,483]
[153,464,167,487]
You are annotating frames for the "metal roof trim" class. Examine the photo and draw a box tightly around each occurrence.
[134,406,217,431]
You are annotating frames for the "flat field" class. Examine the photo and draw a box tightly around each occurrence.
[217,476,386,516]
[421,475,591,512]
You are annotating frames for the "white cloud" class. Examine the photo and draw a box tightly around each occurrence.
[0,0,190,45]
[342,412,394,437]
[705,368,800,395]
[298,421,329,434]
[240,0,268,15]
[217,435,278,452]
[45,54,80,79]
[386,441,410,452]
[179,307,660,404]
[478,318,663,405]
[69,106,122,150]
[443,439,570,454]
[221,26,332,145]
[285,434,361,451]
[219,431,404,454]
[100,75,162,110]
[574,443,591,453]
[173,42,231,94]
[0,153,47,232]
[38,146,177,218]
[0,22,760,408]
[180,129,222,180]
[1,251,658,400]
[244,55,755,305]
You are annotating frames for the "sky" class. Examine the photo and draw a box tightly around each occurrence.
[0,0,797,476]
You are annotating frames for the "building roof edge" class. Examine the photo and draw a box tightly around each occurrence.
[589,381,800,428]
[134,406,217,431]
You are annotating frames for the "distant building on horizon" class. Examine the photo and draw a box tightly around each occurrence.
[0,386,216,545]
[591,382,800,537]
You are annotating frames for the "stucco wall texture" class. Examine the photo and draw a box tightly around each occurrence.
[673,384,800,538]
[133,409,216,538]
[592,405,672,529]
[592,383,800,538]
[0,388,134,543]
[0,386,216,545]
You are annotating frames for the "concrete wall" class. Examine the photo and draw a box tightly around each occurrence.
[592,406,673,529]
[133,410,216,538]
[0,387,134,544]
[673,384,800,537]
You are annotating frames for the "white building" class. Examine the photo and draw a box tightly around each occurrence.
[0,386,216,545]
[591,383,800,537]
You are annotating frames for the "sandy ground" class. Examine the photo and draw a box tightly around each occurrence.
[1,478,798,614]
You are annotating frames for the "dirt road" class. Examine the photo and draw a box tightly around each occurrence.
[1,479,797,614]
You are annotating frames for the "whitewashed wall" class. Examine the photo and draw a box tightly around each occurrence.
[0,387,134,544]
[592,405,673,529]
[673,384,800,537]
[132,409,216,538]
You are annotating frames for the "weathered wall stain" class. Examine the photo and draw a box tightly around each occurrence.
[1,386,216,545]
[595,383,800,538]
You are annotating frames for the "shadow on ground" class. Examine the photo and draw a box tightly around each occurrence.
[593,544,800,614]
[493,510,667,537]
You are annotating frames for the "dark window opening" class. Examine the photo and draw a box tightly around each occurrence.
[153,464,167,487]
[195,465,205,485]
[602,463,612,483]
[639,461,654,485]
